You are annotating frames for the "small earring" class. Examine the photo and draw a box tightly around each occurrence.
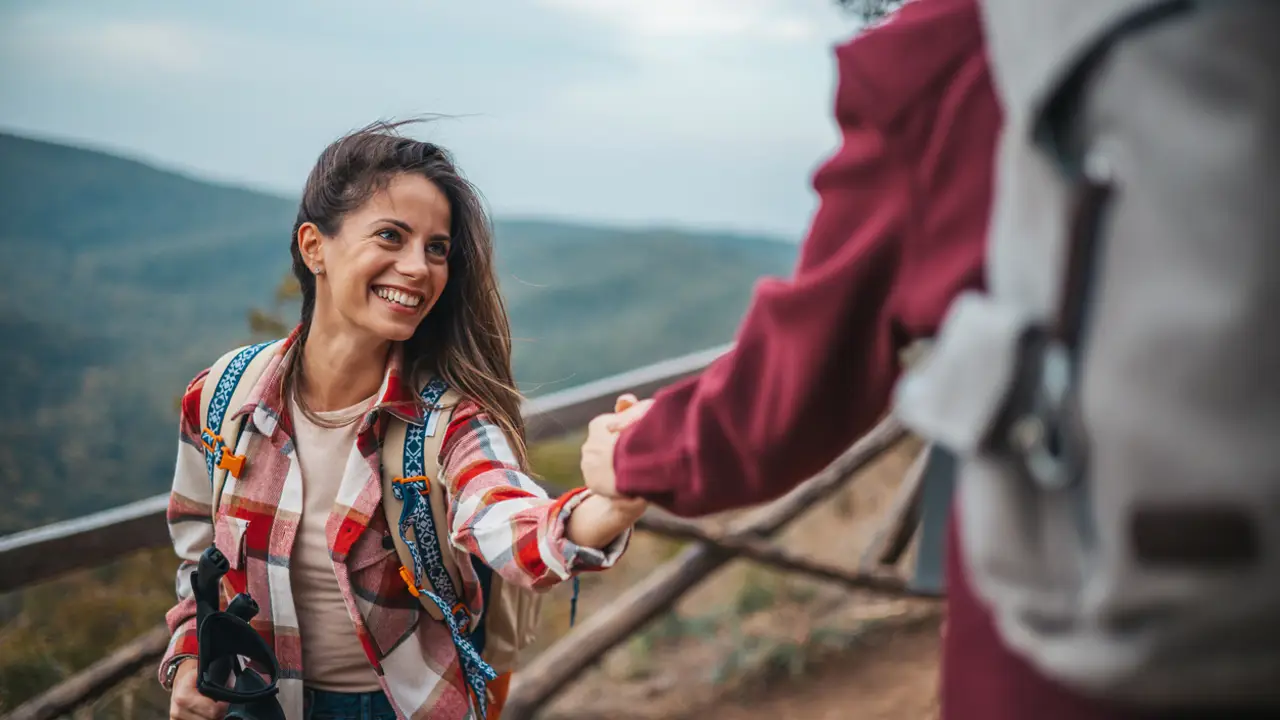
[314,266,324,275]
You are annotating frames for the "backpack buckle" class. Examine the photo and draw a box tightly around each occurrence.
[200,428,221,455]
[201,427,246,479]
[451,602,471,630]
[399,565,421,597]
[217,452,246,479]
[393,475,431,495]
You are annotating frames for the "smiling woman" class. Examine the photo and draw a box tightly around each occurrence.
[157,120,646,720]
[289,159,466,440]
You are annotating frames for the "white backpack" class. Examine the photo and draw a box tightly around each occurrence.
[896,0,1280,708]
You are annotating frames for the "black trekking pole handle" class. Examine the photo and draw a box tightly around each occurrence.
[192,546,228,629]
[194,547,235,690]
[196,546,229,603]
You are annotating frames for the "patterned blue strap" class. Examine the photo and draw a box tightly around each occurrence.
[394,378,497,717]
[396,378,461,608]
[418,586,498,717]
[202,341,274,486]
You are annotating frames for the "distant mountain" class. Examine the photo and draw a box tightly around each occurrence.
[0,131,797,533]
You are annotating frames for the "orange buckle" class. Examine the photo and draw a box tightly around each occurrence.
[451,602,471,627]
[399,565,421,597]
[217,451,246,479]
[393,475,431,494]
[202,428,246,478]
[200,427,223,455]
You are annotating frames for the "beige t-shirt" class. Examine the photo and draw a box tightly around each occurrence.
[289,395,382,692]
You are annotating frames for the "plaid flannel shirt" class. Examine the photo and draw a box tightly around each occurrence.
[158,334,629,719]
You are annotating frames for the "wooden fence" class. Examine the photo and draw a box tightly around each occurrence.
[0,344,932,720]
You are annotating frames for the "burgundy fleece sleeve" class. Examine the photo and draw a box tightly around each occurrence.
[611,0,997,518]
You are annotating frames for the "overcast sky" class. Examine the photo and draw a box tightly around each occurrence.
[0,1,866,239]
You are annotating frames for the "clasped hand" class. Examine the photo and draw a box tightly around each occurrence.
[561,394,654,549]
[581,393,653,501]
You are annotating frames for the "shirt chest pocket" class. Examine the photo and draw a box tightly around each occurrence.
[347,530,413,609]
[214,515,251,571]
[346,532,396,572]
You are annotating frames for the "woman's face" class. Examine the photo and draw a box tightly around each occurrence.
[302,173,452,344]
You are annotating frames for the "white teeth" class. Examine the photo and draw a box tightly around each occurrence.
[374,287,421,308]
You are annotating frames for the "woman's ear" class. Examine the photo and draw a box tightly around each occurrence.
[297,222,325,274]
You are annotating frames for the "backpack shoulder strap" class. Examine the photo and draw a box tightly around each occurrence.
[380,379,501,716]
[380,378,464,619]
[197,339,282,522]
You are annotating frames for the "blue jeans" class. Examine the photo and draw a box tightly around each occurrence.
[303,687,396,720]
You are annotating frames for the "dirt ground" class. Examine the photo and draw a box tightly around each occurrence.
[534,436,943,720]
[538,596,942,720]
[698,613,941,720]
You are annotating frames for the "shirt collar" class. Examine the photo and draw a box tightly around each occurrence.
[229,325,429,440]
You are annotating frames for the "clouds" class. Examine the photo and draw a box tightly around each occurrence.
[0,0,865,237]
[88,21,211,75]
[1,11,207,84]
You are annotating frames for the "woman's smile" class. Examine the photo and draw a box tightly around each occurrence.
[371,284,425,314]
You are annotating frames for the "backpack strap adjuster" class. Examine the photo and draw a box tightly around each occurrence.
[201,427,246,479]
[393,475,431,495]
[396,567,472,626]
[399,565,422,597]
[451,602,472,630]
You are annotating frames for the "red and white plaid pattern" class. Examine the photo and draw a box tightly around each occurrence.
[159,332,628,719]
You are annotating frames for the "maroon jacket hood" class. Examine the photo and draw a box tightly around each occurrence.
[836,0,990,131]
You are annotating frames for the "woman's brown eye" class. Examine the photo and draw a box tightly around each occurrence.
[378,229,401,242]
[428,242,449,258]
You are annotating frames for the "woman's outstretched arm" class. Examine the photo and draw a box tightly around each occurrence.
[442,401,640,591]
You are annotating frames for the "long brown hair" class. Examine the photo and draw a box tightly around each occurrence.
[288,120,528,467]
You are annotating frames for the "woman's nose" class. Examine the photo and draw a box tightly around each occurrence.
[396,247,431,278]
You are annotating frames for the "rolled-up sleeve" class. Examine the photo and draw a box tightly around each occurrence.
[443,403,629,591]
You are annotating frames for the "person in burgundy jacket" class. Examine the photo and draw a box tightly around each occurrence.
[578,1,1165,718]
